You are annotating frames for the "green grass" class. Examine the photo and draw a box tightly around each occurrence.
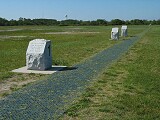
[0,25,147,81]
[62,26,160,119]
[0,25,148,99]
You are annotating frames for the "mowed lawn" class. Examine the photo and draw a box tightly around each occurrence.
[0,26,147,98]
[63,26,160,119]
[0,26,146,76]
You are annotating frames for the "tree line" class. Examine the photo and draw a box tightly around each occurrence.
[0,17,160,26]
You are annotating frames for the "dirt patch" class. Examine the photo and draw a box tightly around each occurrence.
[0,36,28,38]
[0,79,36,95]
[0,36,34,41]
[0,73,48,99]
[0,29,23,32]
[67,28,82,30]
[44,32,100,35]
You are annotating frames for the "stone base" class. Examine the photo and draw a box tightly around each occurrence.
[12,66,66,74]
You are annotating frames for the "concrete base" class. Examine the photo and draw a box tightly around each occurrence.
[12,66,67,74]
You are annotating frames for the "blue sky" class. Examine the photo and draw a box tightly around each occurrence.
[0,0,159,20]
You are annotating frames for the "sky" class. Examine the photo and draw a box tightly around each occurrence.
[0,0,160,21]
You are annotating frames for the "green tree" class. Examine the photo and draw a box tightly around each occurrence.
[0,17,8,26]
[110,19,125,25]
[96,19,108,25]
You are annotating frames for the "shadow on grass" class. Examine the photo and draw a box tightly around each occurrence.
[59,67,78,71]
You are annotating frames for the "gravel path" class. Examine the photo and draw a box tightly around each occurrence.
[0,30,148,120]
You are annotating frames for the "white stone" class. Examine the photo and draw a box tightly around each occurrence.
[26,39,52,70]
[111,27,119,40]
[121,25,128,37]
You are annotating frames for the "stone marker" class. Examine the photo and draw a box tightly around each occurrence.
[26,39,52,70]
[121,25,128,37]
[111,27,119,40]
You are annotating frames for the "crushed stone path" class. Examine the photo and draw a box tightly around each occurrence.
[0,29,148,120]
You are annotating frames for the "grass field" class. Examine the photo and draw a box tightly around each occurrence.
[0,25,148,98]
[62,26,160,119]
